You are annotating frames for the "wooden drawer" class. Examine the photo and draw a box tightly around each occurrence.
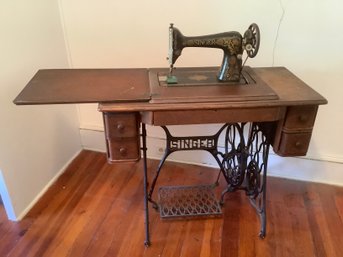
[284,106,318,130]
[103,112,141,162]
[106,137,140,162]
[276,131,312,156]
[103,112,138,138]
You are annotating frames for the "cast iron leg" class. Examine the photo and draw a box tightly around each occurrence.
[246,124,270,238]
[148,151,170,210]
[248,165,268,238]
[219,122,272,238]
[141,123,150,247]
[248,144,269,239]
[260,160,268,238]
[261,167,267,238]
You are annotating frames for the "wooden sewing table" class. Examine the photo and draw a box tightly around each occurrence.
[14,66,327,246]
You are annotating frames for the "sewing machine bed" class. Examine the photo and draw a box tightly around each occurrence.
[149,66,278,104]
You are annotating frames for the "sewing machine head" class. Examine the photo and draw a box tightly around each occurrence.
[167,23,260,83]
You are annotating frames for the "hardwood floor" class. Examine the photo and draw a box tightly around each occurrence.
[1,150,342,257]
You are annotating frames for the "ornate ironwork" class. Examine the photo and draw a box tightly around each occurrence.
[147,125,226,209]
[220,123,249,188]
[142,122,274,244]
[158,184,222,218]
[218,122,272,238]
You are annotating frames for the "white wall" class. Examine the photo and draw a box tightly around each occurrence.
[61,1,342,184]
[0,1,82,220]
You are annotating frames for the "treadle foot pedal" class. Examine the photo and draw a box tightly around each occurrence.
[158,184,222,219]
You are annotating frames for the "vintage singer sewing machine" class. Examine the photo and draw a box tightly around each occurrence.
[14,23,327,247]
[167,23,260,83]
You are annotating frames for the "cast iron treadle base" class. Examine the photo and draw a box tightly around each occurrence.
[158,185,222,219]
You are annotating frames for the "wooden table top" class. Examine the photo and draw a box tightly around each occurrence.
[99,67,327,112]
[13,66,327,110]
[13,68,150,105]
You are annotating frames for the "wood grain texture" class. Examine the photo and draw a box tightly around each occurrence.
[13,69,150,105]
[150,107,283,125]
[99,66,327,113]
[1,150,342,257]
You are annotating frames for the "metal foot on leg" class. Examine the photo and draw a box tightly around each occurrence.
[220,185,235,206]
[150,199,159,211]
[249,193,267,239]
[259,210,266,239]
[144,240,151,247]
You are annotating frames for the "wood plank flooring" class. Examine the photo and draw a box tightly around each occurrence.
[1,150,342,257]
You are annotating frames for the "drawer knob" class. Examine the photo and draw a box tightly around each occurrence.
[295,141,302,148]
[119,147,127,156]
[298,115,307,122]
[117,123,125,132]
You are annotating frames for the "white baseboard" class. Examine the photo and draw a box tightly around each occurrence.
[15,149,82,221]
[80,129,343,186]
[80,128,107,152]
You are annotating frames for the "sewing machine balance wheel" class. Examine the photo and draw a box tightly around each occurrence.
[244,23,260,58]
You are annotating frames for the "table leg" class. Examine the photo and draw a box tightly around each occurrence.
[141,123,150,247]
[247,142,269,238]
[219,122,273,238]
